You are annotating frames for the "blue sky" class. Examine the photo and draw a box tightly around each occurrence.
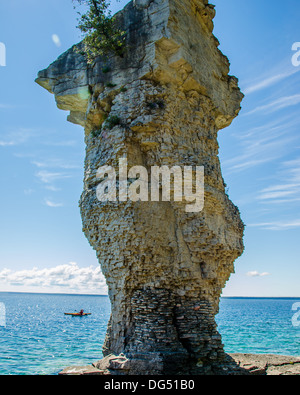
[0,0,299,296]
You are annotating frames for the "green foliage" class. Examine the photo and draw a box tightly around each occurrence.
[104,115,121,129]
[91,128,102,138]
[73,0,126,64]
[90,114,121,138]
[102,65,111,73]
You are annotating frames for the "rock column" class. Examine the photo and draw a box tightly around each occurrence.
[36,0,244,374]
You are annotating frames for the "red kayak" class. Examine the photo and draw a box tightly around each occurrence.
[64,313,91,317]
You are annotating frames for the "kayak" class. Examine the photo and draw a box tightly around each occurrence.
[64,313,91,317]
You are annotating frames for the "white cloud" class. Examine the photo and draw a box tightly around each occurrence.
[244,68,300,95]
[32,159,80,170]
[233,115,299,141]
[0,128,36,147]
[33,160,78,196]
[45,199,63,208]
[0,262,108,295]
[43,140,77,147]
[223,113,300,174]
[258,187,297,201]
[249,220,300,231]
[45,185,61,192]
[52,34,61,48]
[247,271,271,277]
[223,131,295,174]
[245,94,300,116]
[257,157,300,204]
[36,170,71,184]
[0,140,15,147]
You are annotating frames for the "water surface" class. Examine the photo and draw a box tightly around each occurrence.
[0,293,299,375]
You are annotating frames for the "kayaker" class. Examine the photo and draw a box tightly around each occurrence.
[79,309,84,316]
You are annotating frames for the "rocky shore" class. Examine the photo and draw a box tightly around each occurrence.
[230,354,300,375]
[59,353,300,375]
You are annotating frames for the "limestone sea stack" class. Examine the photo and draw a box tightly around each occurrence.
[36,0,245,375]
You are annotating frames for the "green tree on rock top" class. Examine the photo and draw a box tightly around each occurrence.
[73,0,126,64]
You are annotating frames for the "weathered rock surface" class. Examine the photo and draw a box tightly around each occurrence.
[59,353,300,375]
[230,354,300,376]
[37,0,245,374]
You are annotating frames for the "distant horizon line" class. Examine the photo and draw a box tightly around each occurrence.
[0,291,299,299]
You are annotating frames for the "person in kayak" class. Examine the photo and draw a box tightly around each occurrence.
[79,309,84,316]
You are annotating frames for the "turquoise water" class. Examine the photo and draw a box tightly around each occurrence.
[217,297,300,356]
[0,293,111,375]
[0,293,300,375]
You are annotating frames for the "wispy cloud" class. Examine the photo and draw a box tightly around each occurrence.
[244,68,300,95]
[32,159,80,170]
[245,94,300,116]
[0,262,108,295]
[223,112,300,174]
[45,199,63,208]
[223,132,295,174]
[45,185,61,192]
[0,128,36,147]
[233,114,299,141]
[34,163,76,199]
[31,158,78,203]
[36,170,72,184]
[257,157,300,204]
[224,157,276,173]
[249,220,300,231]
[258,184,300,202]
[42,140,77,147]
[247,271,271,277]
[0,140,15,147]
[251,157,300,230]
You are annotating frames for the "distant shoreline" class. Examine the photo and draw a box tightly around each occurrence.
[0,291,300,299]
[222,296,300,299]
[0,291,108,297]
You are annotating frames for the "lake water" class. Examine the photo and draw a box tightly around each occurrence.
[0,293,299,375]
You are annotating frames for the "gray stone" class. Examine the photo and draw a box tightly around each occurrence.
[230,353,300,376]
[59,365,105,375]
